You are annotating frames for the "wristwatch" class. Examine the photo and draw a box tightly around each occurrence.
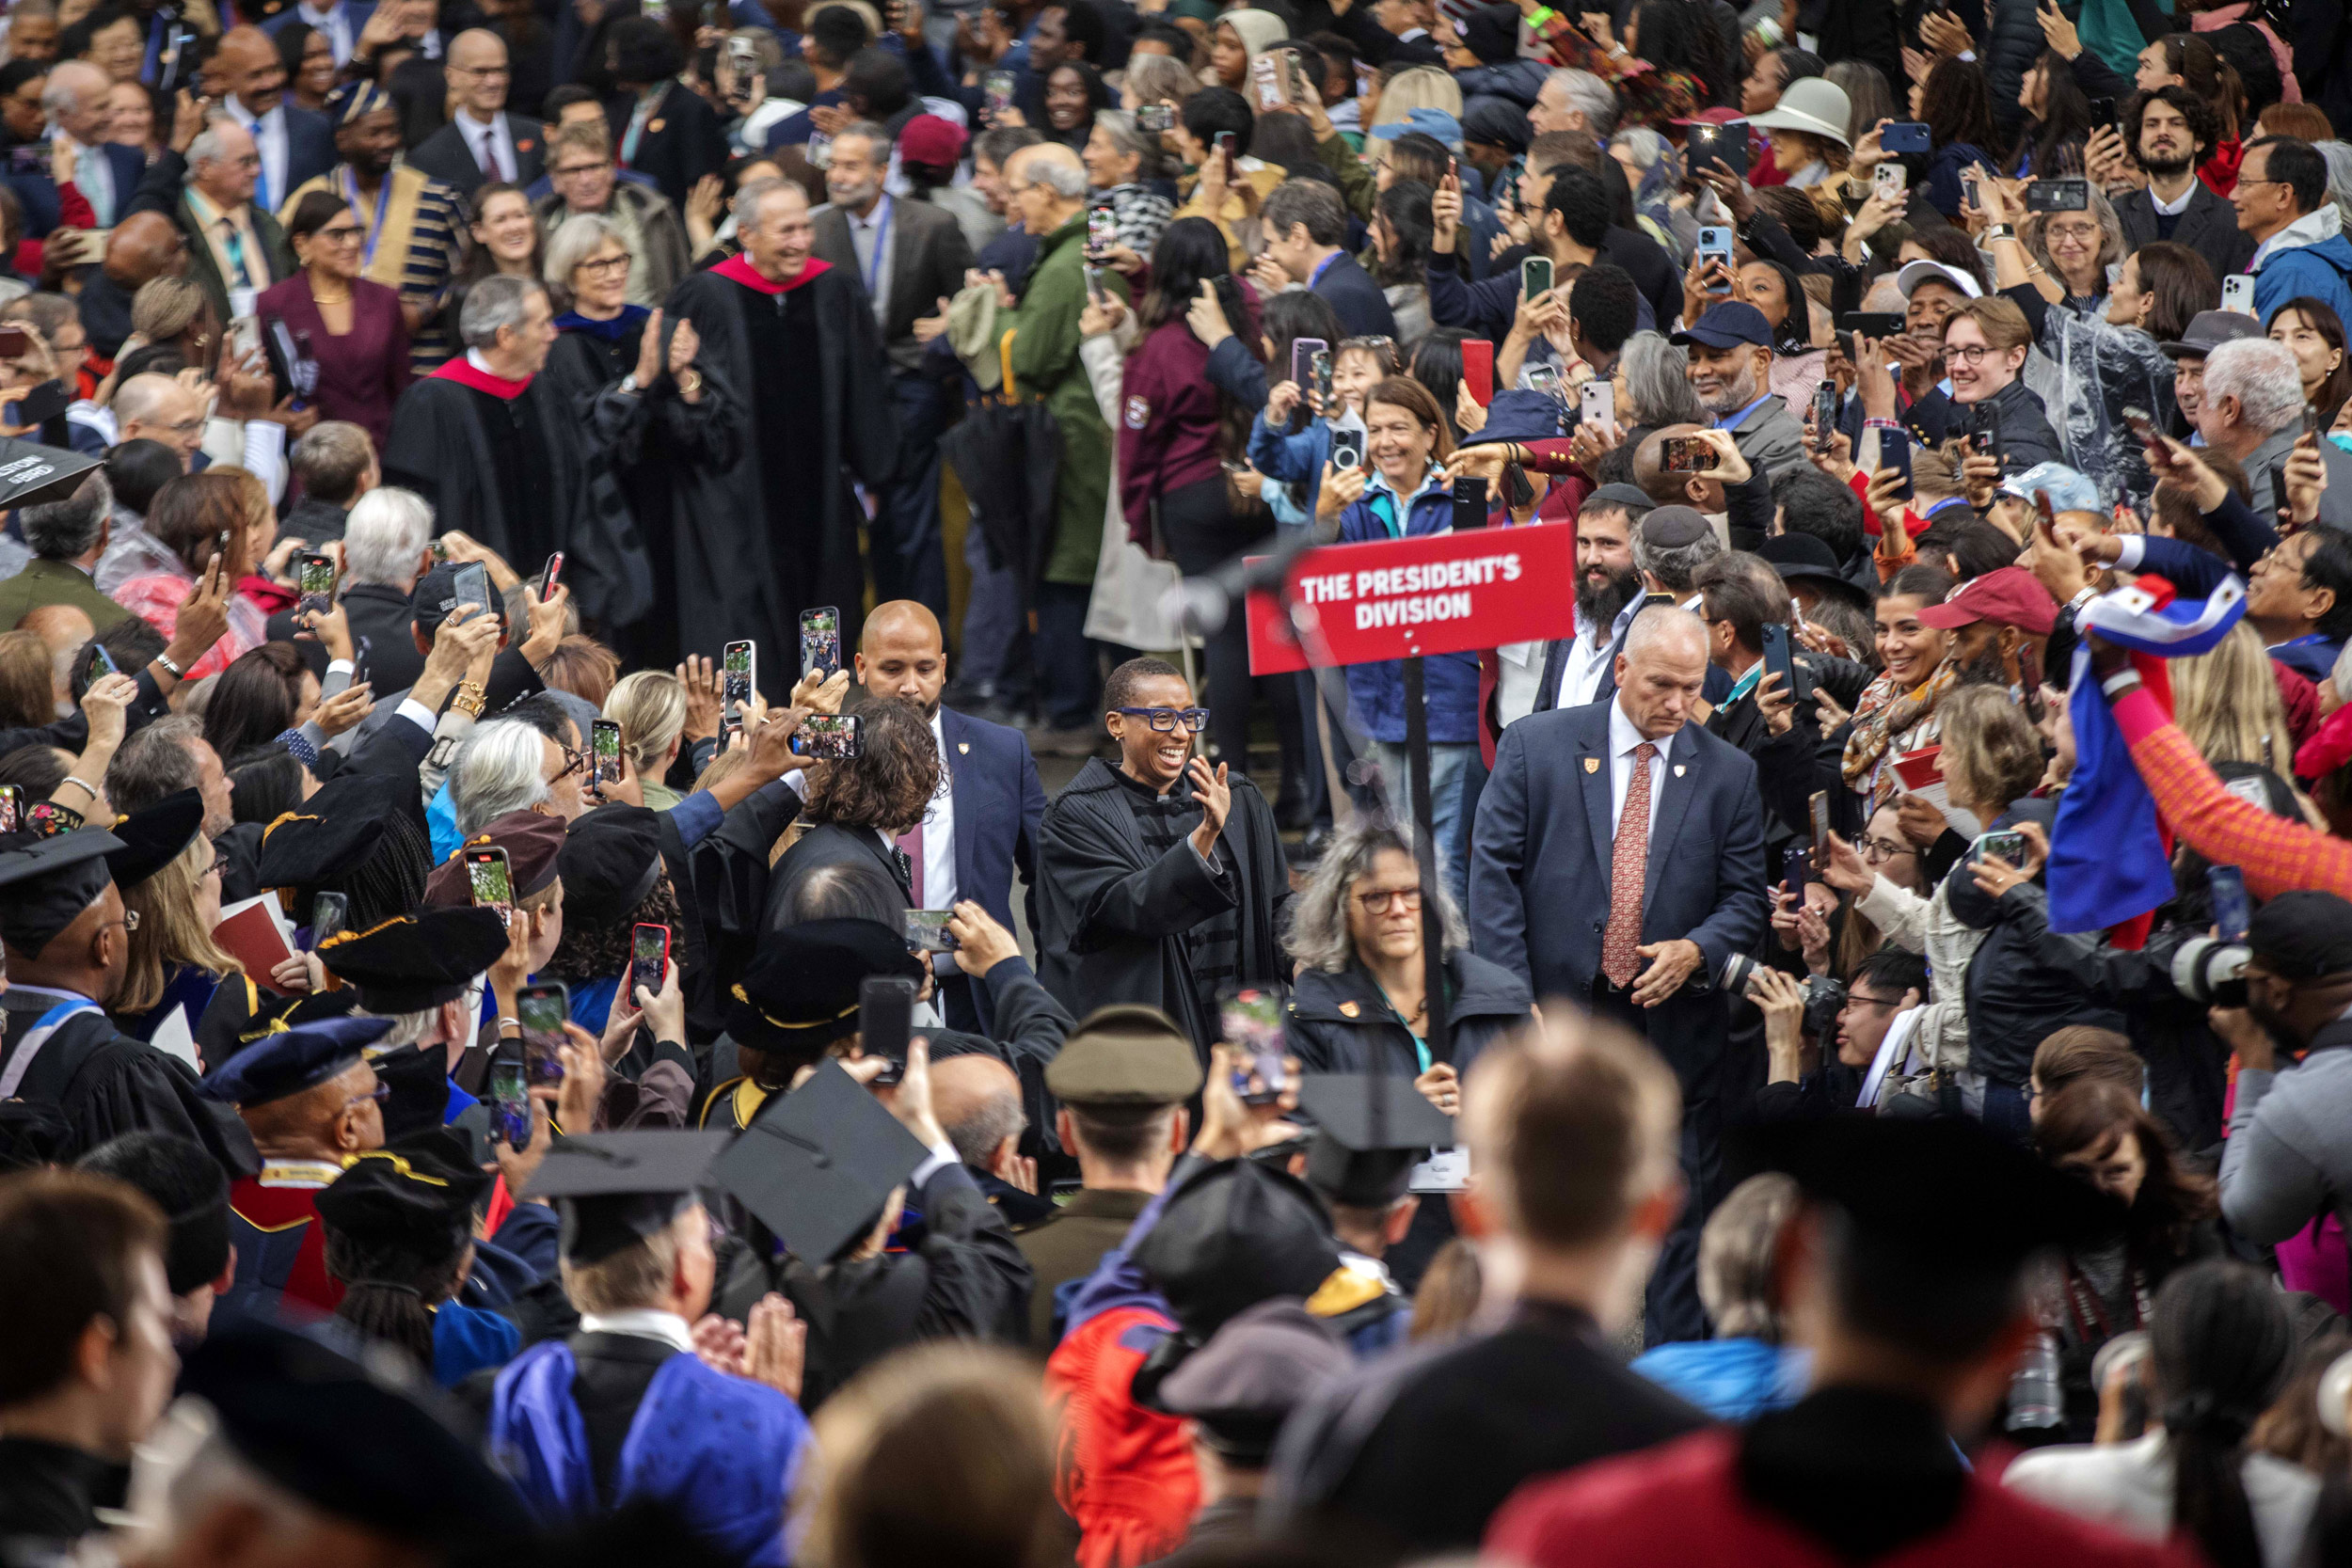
[1984,224,2016,243]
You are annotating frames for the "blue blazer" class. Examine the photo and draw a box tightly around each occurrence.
[5,143,146,237]
[1469,697,1768,1077]
[1309,251,1398,340]
[941,703,1047,938]
[278,104,340,201]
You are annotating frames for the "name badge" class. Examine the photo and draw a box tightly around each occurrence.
[1408,1147,1469,1194]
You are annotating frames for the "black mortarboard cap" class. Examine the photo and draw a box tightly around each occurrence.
[179,1321,533,1548]
[317,907,511,1012]
[0,828,122,958]
[724,919,924,1059]
[317,1132,491,1252]
[1156,1299,1352,1460]
[524,1131,732,1265]
[1737,1114,2124,1268]
[199,1015,393,1107]
[2249,890,2352,980]
[557,805,665,927]
[255,773,420,891]
[192,980,358,1074]
[103,789,205,890]
[1132,1159,1341,1340]
[0,437,101,509]
[78,1132,232,1295]
[1298,1074,1455,1208]
[708,1058,930,1264]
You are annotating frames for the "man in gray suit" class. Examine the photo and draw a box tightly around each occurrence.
[1469,607,1768,1344]
[2111,85,2256,280]
[812,119,975,625]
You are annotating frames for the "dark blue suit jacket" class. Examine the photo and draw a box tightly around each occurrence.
[1310,251,1397,340]
[5,143,146,237]
[275,104,340,203]
[1468,697,1767,1079]
[936,704,1046,1032]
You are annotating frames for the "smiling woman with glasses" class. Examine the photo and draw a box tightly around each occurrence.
[1280,821,1533,1101]
[258,187,414,452]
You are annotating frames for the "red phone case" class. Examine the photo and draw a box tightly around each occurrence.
[1461,339,1495,408]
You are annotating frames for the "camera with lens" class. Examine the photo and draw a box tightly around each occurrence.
[2170,937,2250,1006]
[1721,952,1759,996]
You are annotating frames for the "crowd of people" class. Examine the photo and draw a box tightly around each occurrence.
[8,0,2352,1564]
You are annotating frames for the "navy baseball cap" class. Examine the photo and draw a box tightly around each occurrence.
[1671,301,1772,351]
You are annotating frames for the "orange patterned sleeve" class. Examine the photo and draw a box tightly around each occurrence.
[2118,688,2352,901]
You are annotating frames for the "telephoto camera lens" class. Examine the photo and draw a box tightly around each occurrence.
[1721,952,1758,997]
[2170,937,2251,1007]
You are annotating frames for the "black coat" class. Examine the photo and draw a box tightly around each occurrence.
[764,821,911,936]
[1266,1299,1708,1559]
[2115,178,2257,281]
[405,112,548,199]
[654,264,898,673]
[613,82,727,214]
[1035,757,1293,1054]
[1284,952,1532,1077]
[1599,225,1684,341]
[711,1163,1033,1410]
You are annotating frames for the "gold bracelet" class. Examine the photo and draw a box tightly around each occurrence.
[450,680,487,719]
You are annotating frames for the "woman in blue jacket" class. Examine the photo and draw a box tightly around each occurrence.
[1313,374,1481,907]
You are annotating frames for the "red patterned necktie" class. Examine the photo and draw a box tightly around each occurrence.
[1600,741,1657,989]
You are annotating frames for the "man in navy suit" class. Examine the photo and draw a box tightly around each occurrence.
[1257,178,1396,339]
[211,27,336,220]
[855,599,1047,1034]
[1469,606,1767,1344]
[2,61,144,236]
[405,29,545,199]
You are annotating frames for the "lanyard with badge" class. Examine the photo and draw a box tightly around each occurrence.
[337,166,393,272]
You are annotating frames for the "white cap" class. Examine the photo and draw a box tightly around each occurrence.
[1896,259,1984,301]
[1742,78,1852,149]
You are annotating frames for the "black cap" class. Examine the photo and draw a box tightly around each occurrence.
[725,919,925,1059]
[412,562,505,640]
[103,789,205,891]
[76,1132,230,1295]
[557,806,665,927]
[1298,1074,1454,1208]
[192,981,359,1074]
[1738,1114,2122,1268]
[2249,890,2352,979]
[316,1131,491,1252]
[1156,1299,1352,1461]
[0,437,101,509]
[317,907,511,1012]
[0,828,122,958]
[368,1042,457,1144]
[179,1321,533,1548]
[523,1131,732,1265]
[199,1015,393,1107]
[1755,531,1874,607]
[1132,1159,1341,1341]
[707,1058,930,1264]
[255,773,421,891]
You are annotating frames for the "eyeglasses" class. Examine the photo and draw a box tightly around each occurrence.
[1114,706,1209,733]
[451,63,511,76]
[97,909,141,934]
[552,164,605,180]
[1843,990,1905,1013]
[1945,343,1999,364]
[576,252,631,275]
[1355,886,1422,912]
[1859,836,1916,863]
[206,852,229,879]
[551,742,585,781]
[343,1082,392,1111]
[314,223,364,244]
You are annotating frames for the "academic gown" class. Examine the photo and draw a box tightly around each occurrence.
[485,1330,810,1568]
[653,256,897,679]
[224,1156,346,1319]
[1483,1386,2201,1568]
[710,1163,1033,1411]
[543,320,681,670]
[0,989,257,1173]
[380,356,652,635]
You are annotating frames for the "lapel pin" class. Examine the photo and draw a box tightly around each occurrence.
[1674,764,1687,777]
[1339,1000,1359,1018]
[958,741,970,753]
[648,119,666,134]
[1583,756,1599,773]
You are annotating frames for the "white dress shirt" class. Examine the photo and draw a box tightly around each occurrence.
[457,107,518,182]
[297,0,356,64]
[55,131,114,227]
[2150,177,2198,218]
[847,193,896,327]
[920,709,958,913]
[1607,695,1672,840]
[221,98,288,216]
[577,1308,696,1353]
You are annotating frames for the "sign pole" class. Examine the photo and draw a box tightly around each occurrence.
[1401,657,1452,1067]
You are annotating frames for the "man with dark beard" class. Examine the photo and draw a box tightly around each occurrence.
[1495,484,1649,733]
[2112,86,2256,279]
[1917,566,2058,693]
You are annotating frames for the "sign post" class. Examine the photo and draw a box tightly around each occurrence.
[1249,525,1579,1066]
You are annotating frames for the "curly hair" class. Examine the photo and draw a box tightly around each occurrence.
[1284,818,1463,972]
[545,876,682,985]
[804,695,940,833]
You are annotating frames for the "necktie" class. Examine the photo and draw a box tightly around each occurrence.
[1600,741,1657,989]
[222,219,251,287]
[894,826,924,905]
[482,127,506,182]
[252,146,268,217]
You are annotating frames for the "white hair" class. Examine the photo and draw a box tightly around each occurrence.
[453,719,551,833]
[40,60,103,118]
[184,117,245,174]
[1010,145,1089,200]
[730,175,804,229]
[1624,603,1708,661]
[1550,68,1617,137]
[542,213,628,290]
[342,487,434,587]
[2202,337,2307,436]
[458,274,544,350]
[2320,140,2352,230]
[1608,126,1668,173]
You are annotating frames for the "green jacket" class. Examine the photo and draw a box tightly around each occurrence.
[999,210,1128,586]
[0,558,133,635]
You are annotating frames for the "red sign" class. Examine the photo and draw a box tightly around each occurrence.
[1246,524,1580,675]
